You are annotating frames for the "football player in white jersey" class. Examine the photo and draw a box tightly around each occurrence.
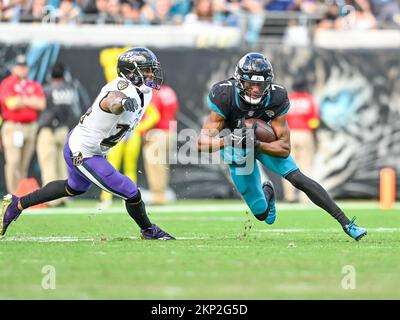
[1,47,175,240]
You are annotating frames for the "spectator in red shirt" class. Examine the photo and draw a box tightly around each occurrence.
[0,54,46,193]
[283,72,319,203]
[143,83,179,205]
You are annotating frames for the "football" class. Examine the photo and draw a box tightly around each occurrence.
[245,118,276,143]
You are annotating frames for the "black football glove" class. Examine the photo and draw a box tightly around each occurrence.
[229,118,260,149]
[121,98,139,112]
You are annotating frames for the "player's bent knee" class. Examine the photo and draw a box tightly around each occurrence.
[126,190,142,204]
[285,169,304,188]
[65,182,86,196]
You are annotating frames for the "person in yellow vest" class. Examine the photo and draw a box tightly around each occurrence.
[98,104,160,209]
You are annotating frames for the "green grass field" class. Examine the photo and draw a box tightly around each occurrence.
[1,199,399,299]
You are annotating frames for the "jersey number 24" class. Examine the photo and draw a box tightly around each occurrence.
[100,124,130,148]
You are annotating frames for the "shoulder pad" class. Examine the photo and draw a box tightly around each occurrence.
[272,84,289,102]
[270,83,290,115]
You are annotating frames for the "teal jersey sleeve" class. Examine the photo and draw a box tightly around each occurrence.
[270,84,291,117]
[207,96,226,119]
[280,103,291,115]
[206,81,233,119]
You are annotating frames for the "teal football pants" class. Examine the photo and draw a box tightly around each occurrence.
[226,150,298,215]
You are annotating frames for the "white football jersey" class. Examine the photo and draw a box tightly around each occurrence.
[68,77,152,157]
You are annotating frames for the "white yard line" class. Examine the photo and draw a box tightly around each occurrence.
[257,227,400,233]
[1,228,398,242]
[22,202,398,215]
[0,235,234,242]
[149,216,246,221]
[1,236,96,242]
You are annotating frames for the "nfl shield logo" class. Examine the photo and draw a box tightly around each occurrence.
[248,111,255,117]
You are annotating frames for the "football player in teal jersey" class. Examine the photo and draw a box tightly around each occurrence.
[197,52,367,241]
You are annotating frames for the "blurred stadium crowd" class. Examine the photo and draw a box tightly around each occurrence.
[0,0,398,29]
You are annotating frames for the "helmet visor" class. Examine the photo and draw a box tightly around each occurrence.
[242,79,271,100]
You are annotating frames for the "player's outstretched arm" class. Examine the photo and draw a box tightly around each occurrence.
[257,114,291,158]
[100,91,129,115]
[197,111,225,152]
